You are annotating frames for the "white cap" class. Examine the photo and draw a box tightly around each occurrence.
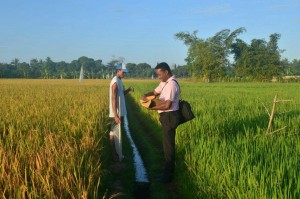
[116,63,129,73]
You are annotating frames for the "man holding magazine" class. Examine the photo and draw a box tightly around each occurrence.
[141,62,181,183]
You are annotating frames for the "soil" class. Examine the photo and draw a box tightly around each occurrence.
[108,161,128,198]
[108,160,182,199]
[107,101,183,198]
[127,110,183,199]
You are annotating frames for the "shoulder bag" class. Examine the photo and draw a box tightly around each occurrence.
[173,80,195,125]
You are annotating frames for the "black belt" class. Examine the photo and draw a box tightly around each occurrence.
[159,110,179,116]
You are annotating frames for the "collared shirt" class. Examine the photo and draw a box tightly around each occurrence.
[109,76,127,117]
[154,75,180,113]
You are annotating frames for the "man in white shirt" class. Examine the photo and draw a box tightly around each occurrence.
[142,62,181,183]
[109,63,134,161]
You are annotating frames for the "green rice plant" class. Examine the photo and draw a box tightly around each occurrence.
[125,80,300,199]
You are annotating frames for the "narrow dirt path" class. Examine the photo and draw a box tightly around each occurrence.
[126,97,183,199]
[106,96,183,198]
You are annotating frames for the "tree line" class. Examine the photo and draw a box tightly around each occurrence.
[0,57,158,79]
[0,27,299,81]
[175,27,300,81]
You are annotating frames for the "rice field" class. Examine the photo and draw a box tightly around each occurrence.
[126,80,300,199]
[0,79,110,198]
[1,79,299,198]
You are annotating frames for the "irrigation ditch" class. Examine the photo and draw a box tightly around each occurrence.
[106,95,183,198]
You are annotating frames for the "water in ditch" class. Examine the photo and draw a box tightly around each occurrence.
[123,116,149,183]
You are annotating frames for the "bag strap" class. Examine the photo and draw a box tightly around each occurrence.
[160,78,181,99]
[172,79,182,100]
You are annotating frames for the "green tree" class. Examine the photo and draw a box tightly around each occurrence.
[56,61,68,79]
[126,63,137,78]
[175,28,245,82]
[11,58,19,66]
[172,65,189,78]
[17,62,30,78]
[41,57,56,79]
[29,59,42,78]
[95,59,105,78]
[283,59,300,75]
[232,34,283,80]
[137,63,152,78]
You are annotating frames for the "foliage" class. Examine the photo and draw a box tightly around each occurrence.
[175,28,246,82]
[126,63,153,78]
[0,57,155,79]
[175,28,295,81]
[281,58,300,76]
[232,34,284,80]
[172,65,189,78]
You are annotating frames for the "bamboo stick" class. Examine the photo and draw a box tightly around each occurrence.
[266,94,278,136]
[276,100,299,102]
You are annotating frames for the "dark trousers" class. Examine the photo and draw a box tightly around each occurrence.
[159,110,181,177]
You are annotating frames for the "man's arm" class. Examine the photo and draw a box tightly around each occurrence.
[149,100,172,110]
[111,83,121,124]
[124,86,134,95]
[141,91,159,101]
[149,82,177,111]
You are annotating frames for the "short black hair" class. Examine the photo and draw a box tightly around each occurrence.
[155,62,172,74]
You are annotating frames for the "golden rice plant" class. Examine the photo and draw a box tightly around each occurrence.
[0,79,110,198]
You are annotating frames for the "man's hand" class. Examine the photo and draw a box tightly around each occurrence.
[141,91,158,101]
[114,115,121,124]
[141,94,147,101]
[125,86,134,95]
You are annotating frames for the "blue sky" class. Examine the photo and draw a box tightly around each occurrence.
[0,0,299,67]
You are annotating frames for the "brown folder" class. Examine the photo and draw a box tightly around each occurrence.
[140,96,162,108]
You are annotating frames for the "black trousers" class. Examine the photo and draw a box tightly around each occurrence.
[159,110,181,177]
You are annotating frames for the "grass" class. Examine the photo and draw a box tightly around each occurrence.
[125,80,300,199]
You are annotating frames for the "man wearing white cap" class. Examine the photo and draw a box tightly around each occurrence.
[109,63,134,161]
